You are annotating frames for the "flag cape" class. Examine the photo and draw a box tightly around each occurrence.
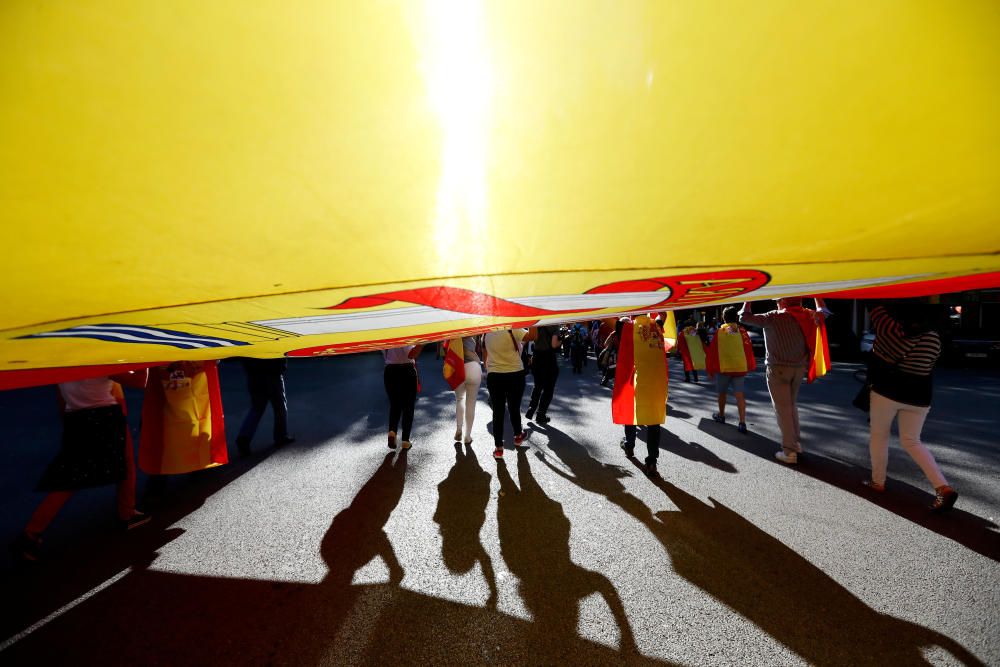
[612,316,668,426]
[442,338,466,390]
[139,362,228,475]
[677,328,708,372]
[706,324,756,377]
[661,312,678,353]
[1,2,999,389]
[785,309,832,384]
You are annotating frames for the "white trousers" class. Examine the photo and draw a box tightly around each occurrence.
[454,361,482,438]
[869,390,948,488]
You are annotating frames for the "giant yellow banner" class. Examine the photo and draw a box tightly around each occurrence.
[1,1,998,387]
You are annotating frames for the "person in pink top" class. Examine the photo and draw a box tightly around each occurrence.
[10,369,151,562]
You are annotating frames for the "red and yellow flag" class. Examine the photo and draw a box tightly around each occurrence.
[441,338,466,391]
[705,324,756,376]
[613,316,668,426]
[677,327,707,372]
[786,309,831,384]
[139,361,228,475]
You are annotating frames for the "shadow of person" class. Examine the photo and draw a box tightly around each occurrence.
[698,417,1000,562]
[321,451,408,589]
[433,442,497,608]
[533,424,655,529]
[643,469,986,666]
[636,427,737,473]
[496,450,639,656]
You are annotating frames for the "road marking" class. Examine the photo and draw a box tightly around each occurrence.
[0,567,132,652]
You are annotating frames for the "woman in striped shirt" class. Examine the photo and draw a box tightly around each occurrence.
[865,304,957,511]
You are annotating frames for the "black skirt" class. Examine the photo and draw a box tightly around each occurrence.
[36,405,128,492]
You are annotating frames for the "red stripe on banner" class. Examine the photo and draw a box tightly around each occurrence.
[820,272,1000,299]
[0,362,168,392]
[327,286,589,318]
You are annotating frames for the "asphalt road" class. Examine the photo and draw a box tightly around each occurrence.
[1,350,998,665]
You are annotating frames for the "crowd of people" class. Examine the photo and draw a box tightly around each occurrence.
[9,298,960,563]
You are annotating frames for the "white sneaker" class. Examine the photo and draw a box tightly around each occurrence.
[774,450,798,464]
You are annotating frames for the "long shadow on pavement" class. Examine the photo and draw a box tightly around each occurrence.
[698,418,1000,562]
[1,446,677,666]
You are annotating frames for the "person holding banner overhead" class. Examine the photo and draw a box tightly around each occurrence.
[483,327,537,460]
[443,336,483,445]
[740,297,831,464]
[383,344,424,451]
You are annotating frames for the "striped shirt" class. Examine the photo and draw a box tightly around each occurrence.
[870,306,940,375]
[740,308,821,367]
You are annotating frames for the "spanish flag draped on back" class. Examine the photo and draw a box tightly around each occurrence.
[613,315,668,426]
[139,361,228,474]
[677,326,707,372]
[442,338,466,390]
[705,323,756,376]
[786,309,831,383]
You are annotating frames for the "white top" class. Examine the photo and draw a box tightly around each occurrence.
[484,329,527,373]
[383,346,416,365]
[59,378,118,412]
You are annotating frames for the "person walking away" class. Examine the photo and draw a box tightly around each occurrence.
[483,327,537,460]
[526,325,561,424]
[444,336,483,444]
[676,319,708,382]
[570,323,588,373]
[706,307,756,433]
[864,303,957,510]
[740,297,831,464]
[613,315,669,477]
[234,357,293,456]
[382,344,423,450]
[11,369,151,561]
[140,361,229,508]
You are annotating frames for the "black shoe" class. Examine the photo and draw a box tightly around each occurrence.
[535,414,550,425]
[525,407,535,420]
[644,460,659,477]
[10,532,41,562]
[619,437,634,458]
[236,437,251,457]
[274,435,296,447]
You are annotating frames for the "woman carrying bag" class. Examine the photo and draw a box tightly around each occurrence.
[864,303,958,511]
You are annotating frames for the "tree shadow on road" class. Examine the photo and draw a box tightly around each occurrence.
[698,418,1000,562]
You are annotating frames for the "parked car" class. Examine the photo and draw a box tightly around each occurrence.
[944,335,1000,365]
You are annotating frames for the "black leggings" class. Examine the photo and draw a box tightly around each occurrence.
[384,364,417,441]
[528,350,559,416]
[486,370,526,447]
[623,424,661,464]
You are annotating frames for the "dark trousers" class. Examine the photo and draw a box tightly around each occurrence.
[384,364,417,441]
[527,351,559,416]
[486,370,526,447]
[623,424,661,464]
[570,346,586,373]
[237,373,289,443]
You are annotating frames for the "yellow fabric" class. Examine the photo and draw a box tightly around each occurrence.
[0,1,998,372]
[663,312,678,352]
[716,325,749,374]
[682,332,707,371]
[159,369,216,474]
[632,316,668,425]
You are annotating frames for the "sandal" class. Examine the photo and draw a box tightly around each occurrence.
[862,479,885,493]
